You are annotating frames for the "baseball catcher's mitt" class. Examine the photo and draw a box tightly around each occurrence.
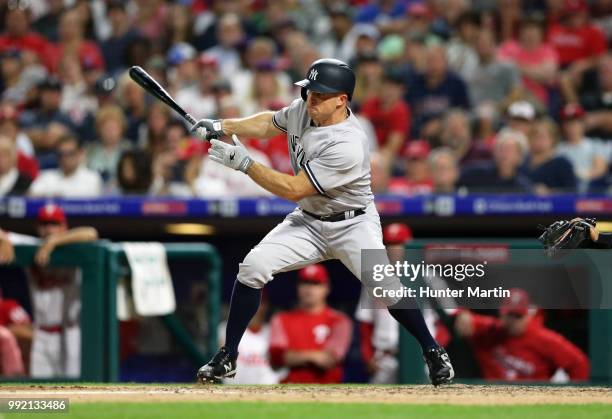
[538,218,596,258]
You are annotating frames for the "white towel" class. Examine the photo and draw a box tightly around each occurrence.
[122,242,176,316]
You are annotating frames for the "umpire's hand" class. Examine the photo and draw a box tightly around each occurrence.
[190,118,224,141]
[208,135,254,173]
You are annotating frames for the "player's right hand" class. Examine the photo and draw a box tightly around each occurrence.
[190,118,224,141]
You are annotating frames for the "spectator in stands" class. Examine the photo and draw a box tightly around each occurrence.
[454,288,590,381]
[58,55,97,131]
[318,4,356,63]
[86,105,131,187]
[116,149,154,195]
[48,9,105,74]
[175,53,218,121]
[352,52,383,108]
[557,104,608,193]
[100,1,140,75]
[468,29,523,140]
[233,37,292,108]
[20,78,74,166]
[406,43,470,139]
[32,0,64,42]
[166,42,199,93]
[116,75,147,144]
[29,134,103,198]
[506,100,537,137]
[458,129,532,193]
[1,48,46,105]
[549,0,607,101]
[205,13,245,78]
[405,3,434,39]
[241,61,289,117]
[360,67,410,171]
[439,109,491,166]
[447,11,480,81]
[429,147,460,193]
[0,103,38,180]
[388,140,433,195]
[520,117,577,194]
[139,102,170,157]
[581,54,612,139]
[0,7,51,70]
[0,135,32,196]
[498,15,559,108]
[269,264,352,384]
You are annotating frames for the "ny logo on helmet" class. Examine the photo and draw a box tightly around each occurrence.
[309,69,318,80]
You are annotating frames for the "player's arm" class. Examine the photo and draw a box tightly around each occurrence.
[35,227,99,266]
[0,228,15,264]
[246,162,317,202]
[191,112,282,140]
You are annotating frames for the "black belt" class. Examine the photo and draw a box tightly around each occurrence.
[302,208,366,222]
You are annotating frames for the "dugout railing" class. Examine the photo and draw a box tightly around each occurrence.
[9,241,221,382]
[398,239,612,384]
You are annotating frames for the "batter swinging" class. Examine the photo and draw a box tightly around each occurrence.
[193,59,454,386]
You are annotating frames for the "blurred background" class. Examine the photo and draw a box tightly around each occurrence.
[0,0,611,385]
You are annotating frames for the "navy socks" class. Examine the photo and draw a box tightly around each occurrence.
[388,306,438,351]
[224,280,262,358]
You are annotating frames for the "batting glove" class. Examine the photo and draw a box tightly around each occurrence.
[209,135,254,173]
[190,118,224,141]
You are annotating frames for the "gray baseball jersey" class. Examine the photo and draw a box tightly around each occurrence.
[272,99,374,214]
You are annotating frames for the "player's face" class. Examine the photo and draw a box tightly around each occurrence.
[297,282,329,309]
[500,312,529,336]
[37,222,67,239]
[306,91,346,122]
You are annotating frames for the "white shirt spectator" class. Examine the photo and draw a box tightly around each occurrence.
[175,88,217,120]
[29,166,103,198]
[557,138,608,192]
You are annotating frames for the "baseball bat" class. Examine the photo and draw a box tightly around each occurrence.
[128,66,207,139]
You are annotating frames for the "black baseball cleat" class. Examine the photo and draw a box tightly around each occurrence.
[197,347,237,384]
[423,346,455,386]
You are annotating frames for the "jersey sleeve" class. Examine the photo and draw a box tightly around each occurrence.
[272,98,301,133]
[302,138,364,194]
[323,313,353,361]
[539,329,590,381]
[268,313,289,367]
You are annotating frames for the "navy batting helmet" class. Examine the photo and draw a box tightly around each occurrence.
[295,58,355,101]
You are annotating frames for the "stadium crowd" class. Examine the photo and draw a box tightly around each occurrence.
[1,0,612,198]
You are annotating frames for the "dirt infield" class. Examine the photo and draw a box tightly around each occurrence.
[1,384,611,405]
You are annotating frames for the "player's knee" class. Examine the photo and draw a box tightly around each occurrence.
[237,252,273,289]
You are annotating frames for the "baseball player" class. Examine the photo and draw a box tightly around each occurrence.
[193,59,454,385]
[7,204,98,378]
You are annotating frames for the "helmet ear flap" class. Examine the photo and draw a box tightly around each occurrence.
[301,86,308,101]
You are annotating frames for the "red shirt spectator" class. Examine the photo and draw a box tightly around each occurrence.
[388,140,433,195]
[246,134,292,175]
[547,0,607,67]
[360,68,411,155]
[455,289,589,381]
[0,8,53,69]
[269,264,352,384]
[46,9,105,74]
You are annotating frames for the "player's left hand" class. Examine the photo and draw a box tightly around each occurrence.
[35,240,55,267]
[208,135,254,173]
